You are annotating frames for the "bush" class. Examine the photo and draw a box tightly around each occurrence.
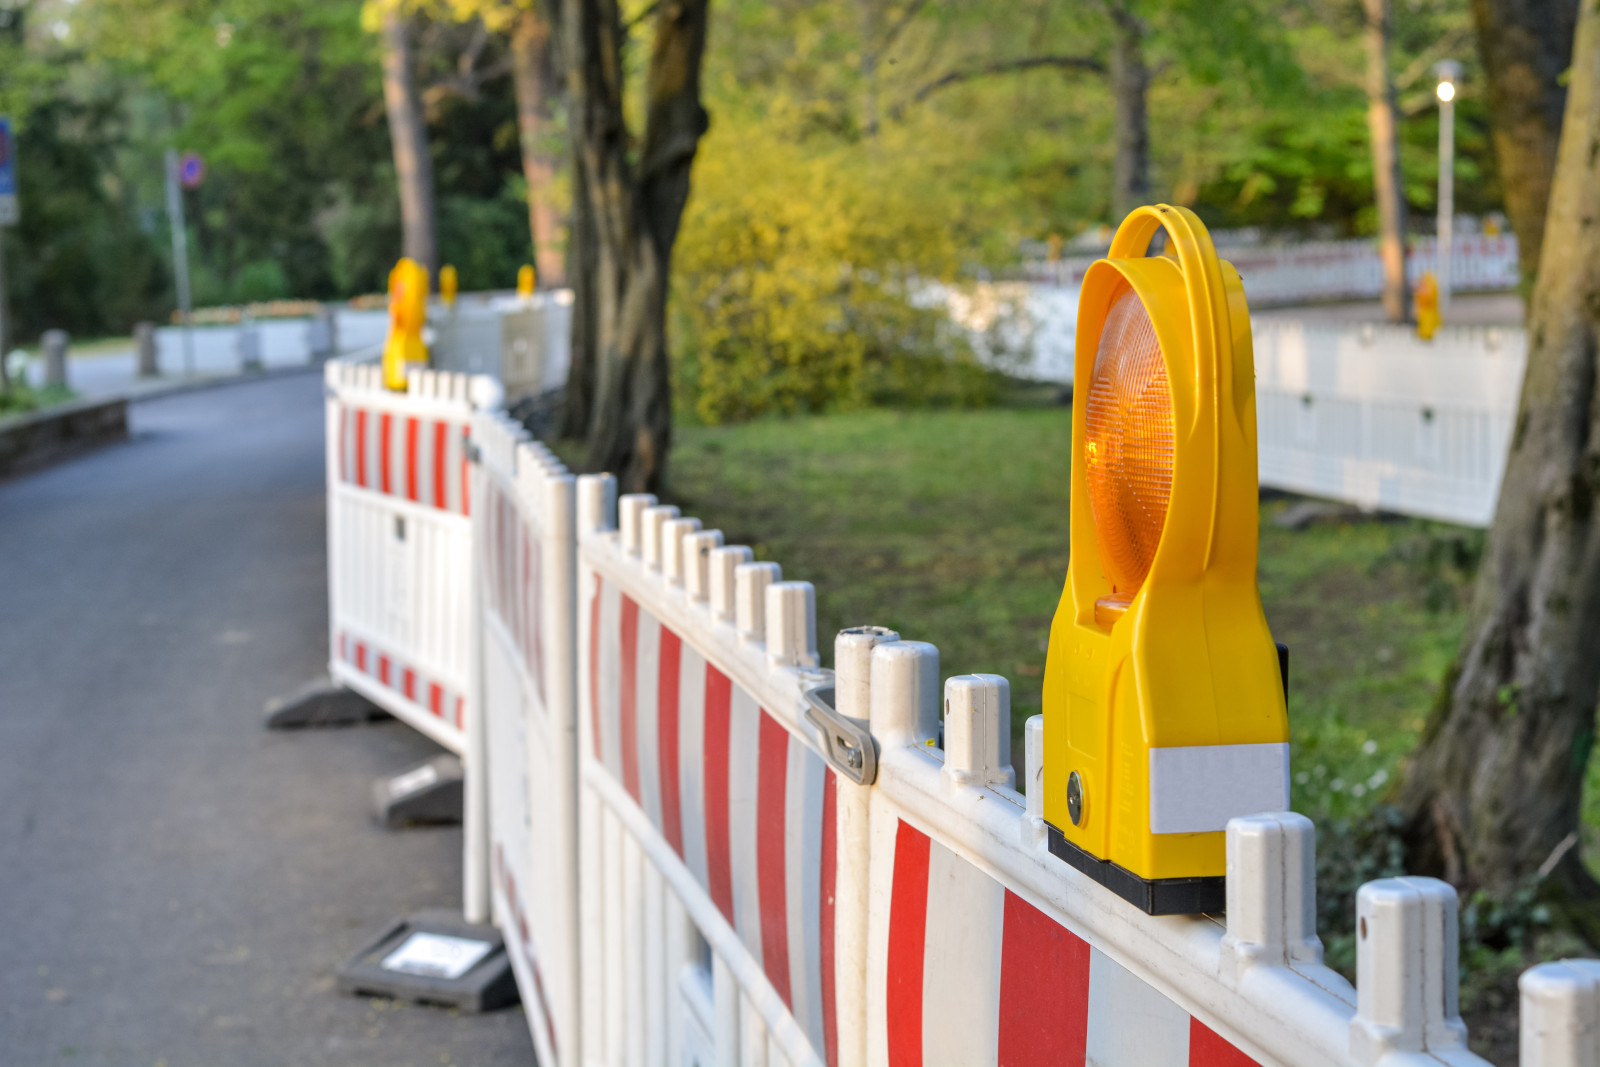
[673,118,1008,424]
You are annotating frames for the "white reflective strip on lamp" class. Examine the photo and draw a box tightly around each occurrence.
[1147,742,1290,834]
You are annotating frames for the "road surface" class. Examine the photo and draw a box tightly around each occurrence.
[0,372,535,1066]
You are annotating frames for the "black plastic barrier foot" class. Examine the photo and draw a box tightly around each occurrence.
[372,754,463,828]
[264,680,389,729]
[336,909,519,1013]
[1047,822,1225,916]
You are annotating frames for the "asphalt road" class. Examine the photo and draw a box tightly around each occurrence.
[0,372,535,1066]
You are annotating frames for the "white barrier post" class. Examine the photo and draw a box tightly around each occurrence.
[1350,876,1469,1061]
[462,375,504,925]
[1221,812,1322,982]
[545,466,580,1067]
[941,675,1013,790]
[1521,959,1600,1067]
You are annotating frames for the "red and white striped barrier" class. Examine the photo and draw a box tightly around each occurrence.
[473,409,578,1065]
[323,359,502,924]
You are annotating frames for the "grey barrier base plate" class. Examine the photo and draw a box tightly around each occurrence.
[373,754,464,828]
[1047,822,1226,916]
[336,909,520,1013]
[265,681,390,729]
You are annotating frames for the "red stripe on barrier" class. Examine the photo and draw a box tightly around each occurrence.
[355,409,369,488]
[434,421,448,509]
[1189,1019,1261,1067]
[456,695,464,730]
[618,595,641,801]
[704,665,734,923]
[997,889,1091,1066]
[429,682,443,717]
[886,820,930,1067]
[355,641,367,672]
[380,413,393,493]
[403,668,416,701]
[821,766,839,1067]
[406,417,419,501]
[756,712,792,1009]
[378,654,391,686]
[589,574,603,759]
[461,430,471,516]
[658,628,683,856]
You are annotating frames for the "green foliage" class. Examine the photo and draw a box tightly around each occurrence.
[0,379,77,416]
[674,117,1005,424]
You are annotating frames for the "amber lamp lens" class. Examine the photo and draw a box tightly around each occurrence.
[1084,289,1174,623]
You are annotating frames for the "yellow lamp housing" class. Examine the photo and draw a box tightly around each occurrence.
[440,264,459,307]
[517,264,536,298]
[382,257,430,392]
[1041,205,1289,915]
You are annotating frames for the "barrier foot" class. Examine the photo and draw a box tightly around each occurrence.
[335,908,519,1013]
[373,754,464,828]
[264,681,389,729]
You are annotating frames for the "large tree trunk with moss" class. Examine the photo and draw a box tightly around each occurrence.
[1399,6,1600,938]
[381,5,437,276]
[1363,0,1409,323]
[1107,3,1150,222]
[1472,0,1578,285]
[559,0,710,492]
[512,8,567,287]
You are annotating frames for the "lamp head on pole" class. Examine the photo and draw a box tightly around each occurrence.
[1435,59,1463,103]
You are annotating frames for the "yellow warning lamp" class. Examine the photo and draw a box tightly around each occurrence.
[517,264,536,298]
[1041,205,1289,915]
[440,264,459,307]
[1415,272,1440,340]
[382,257,430,391]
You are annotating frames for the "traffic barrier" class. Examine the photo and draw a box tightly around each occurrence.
[323,358,503,922]
[429,290,574,401]
[473,407,578,1065]
[1253,321,1525,526]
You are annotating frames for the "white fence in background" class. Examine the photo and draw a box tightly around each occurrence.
[1254,323,1526,527]
[431,290,574,401]
[323,360,504,921]
[1022,234,1520,306]
[322,353,1597,1066]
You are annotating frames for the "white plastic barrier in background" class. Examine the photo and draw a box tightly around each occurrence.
[430,290,575,401]
[1254,322,1526,527]
[473,410,580,1065]
[323,359,503,921]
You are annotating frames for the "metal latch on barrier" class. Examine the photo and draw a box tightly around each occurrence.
[803,685,878,785]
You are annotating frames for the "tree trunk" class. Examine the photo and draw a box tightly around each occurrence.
[512,8,567,287]
[561,0,710,492]
[1399,4,1600,939]
[381,5,438,276]
[1363,0,1410,323]
[561,142,599,440]
[1471,0,1578,286]
[1107,6,1150,223]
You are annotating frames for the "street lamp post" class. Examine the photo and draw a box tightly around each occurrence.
[1435,60,1462,312]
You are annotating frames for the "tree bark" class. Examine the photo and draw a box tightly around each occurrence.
[1399,4,1600,937]
[1471,0,1578,285]
[560,0,710,492]
[1363,0,1410,324]
[512,8,567,287]
[1107,5,1150,223]
[381,5,438,276]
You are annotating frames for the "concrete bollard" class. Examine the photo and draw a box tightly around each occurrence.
[237,317,263,371]
[41,329,68,388]
[134,323,158,378]
[310,304,339,360]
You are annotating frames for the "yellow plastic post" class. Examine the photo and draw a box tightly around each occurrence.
[1415,272,1441,340]
[382,257,430,391]
[439,264,459,307]
[1040,205,1289,914]
[517,264,536,298]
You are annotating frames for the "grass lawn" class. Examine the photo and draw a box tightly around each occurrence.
[634,395,1590,1063]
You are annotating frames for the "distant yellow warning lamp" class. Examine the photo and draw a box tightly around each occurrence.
[517,264,536,298]
[1041,205,1289,915]
[382,257,430,391]
[439,264,459,307]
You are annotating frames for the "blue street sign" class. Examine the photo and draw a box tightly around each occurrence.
[0,117,17,226]
[179,152,205,190]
